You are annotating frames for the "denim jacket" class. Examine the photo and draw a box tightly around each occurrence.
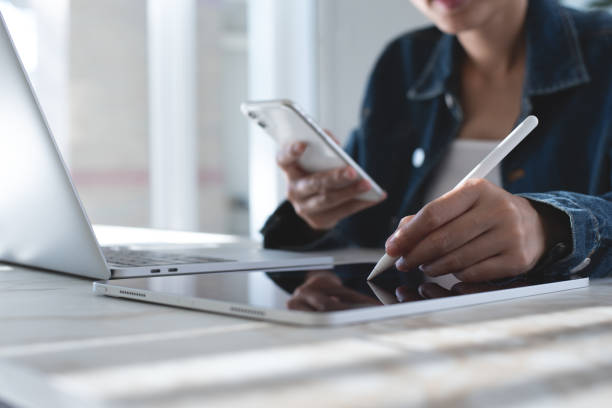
[262,0,612,279]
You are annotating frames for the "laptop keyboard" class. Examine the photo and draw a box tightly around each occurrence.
[102,247,231,267]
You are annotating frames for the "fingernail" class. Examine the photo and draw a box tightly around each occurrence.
[291,143,305,154]
[395,257,407,271]
[343,168,357,180]
[419,264,429,273]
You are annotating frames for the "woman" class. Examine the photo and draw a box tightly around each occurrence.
[262,0,612,290]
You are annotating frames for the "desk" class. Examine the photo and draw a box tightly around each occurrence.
[1,228,612,407]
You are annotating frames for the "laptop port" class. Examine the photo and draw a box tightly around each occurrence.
[150,269,161,273]
[168,268,178,272]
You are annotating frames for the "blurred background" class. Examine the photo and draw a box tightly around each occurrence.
[0,0,608,239]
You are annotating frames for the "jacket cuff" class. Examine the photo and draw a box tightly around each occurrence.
[260,200,348,250]
[518,192,601,278]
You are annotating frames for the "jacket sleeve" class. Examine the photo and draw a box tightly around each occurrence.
[519,191,612,279]
[260,200,347,250]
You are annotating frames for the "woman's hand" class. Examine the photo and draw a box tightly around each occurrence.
[277,140,386,230]
[386,179,556,282]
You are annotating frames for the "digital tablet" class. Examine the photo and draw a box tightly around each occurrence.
[93,263,589,326]
[241,99,385,202]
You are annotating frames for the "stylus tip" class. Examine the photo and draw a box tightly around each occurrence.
[367,254,396,280]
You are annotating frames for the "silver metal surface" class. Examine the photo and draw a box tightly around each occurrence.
[0,14,109,279]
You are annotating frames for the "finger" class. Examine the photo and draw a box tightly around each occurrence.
[328,287,380,305]
[301,291,345,311]
[300,179,372,213]
[386,216,415,248]
[398,215,415,227]
[414,230,506,276]
[306,198,382,230]
[286,297,315,311]
[394,209,495,271]
[453,255,524,282]
[276,142,308,180]
[291,166,360,199]
[386,179,486,257]
[417,283,452,299]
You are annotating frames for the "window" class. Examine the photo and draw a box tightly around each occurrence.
[1,0,249,235]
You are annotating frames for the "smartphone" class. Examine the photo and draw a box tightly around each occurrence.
[240,99,385,202]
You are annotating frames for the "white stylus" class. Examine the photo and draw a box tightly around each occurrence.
[367,115,539,281]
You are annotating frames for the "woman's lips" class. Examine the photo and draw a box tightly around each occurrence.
[432,0,468,12]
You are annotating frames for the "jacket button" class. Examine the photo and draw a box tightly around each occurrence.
[507,168,526,183]
[444,93,455,109]
[412,148,425,168]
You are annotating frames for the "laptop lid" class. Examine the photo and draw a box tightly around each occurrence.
[0,13,110,279]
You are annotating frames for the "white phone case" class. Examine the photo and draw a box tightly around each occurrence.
[241,99,385,202]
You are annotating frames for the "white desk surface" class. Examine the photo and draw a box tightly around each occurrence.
[1,226,612,408]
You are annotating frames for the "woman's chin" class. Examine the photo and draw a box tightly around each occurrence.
[425,0,481,34]
[434,19,474,35]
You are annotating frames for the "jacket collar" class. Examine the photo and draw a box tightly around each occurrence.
[523,0,590,95]
[406,33,457,100]
[407,0,590,101]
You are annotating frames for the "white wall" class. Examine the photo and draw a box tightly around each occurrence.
[148,0,198,231]
[0,0,70,157]
[317,0,429,144]
[247,0,318,238]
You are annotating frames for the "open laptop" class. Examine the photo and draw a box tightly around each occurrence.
[0,13,332,280]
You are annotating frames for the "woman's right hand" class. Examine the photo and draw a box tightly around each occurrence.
[277,141,386,231]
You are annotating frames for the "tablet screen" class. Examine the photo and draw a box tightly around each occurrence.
[106,263,576,312]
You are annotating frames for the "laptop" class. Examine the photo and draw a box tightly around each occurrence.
[0,13,332,280]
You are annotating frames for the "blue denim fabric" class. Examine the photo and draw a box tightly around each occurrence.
[262,0,612,278]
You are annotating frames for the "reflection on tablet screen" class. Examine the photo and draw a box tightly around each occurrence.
[113,262,571,314]
[269,263,541,312]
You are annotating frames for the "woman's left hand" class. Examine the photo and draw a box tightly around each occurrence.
[386,178,553,282]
